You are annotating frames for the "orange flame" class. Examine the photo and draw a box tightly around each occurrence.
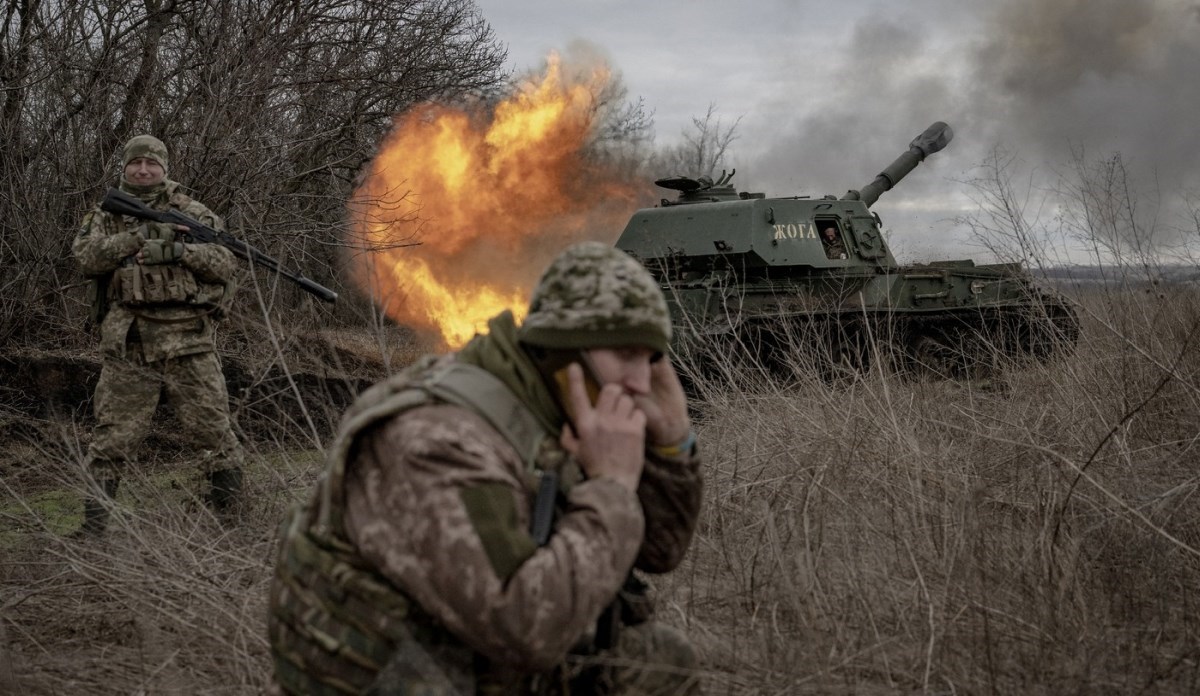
[349,54,649,349]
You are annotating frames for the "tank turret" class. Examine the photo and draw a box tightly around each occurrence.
[654,170,753,206]
[843,121,953,207]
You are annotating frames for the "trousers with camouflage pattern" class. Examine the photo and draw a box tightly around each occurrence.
[87,343,244,479]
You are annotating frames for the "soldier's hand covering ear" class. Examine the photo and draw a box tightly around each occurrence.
[559,363,645,493]
[139,238,185,265]
[108,230,144,259]
[634,356,692,454]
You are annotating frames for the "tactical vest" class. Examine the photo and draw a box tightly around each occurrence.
[94,190,228,317]
[269,357,562,695]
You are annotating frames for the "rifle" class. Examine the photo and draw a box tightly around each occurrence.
[101,187,338,303]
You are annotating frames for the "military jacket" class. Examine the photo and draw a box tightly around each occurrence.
[824,238,848,260]
[73,181,238,362]
[269,354,703,693]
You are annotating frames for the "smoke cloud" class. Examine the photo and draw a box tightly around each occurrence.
[972,0,1200,188]
[745,0,1200,256]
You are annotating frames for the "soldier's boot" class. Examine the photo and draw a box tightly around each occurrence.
[206,467,244,519]
[75,477,120,537]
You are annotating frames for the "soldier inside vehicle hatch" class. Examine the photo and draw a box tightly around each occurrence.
[821,223,848,260]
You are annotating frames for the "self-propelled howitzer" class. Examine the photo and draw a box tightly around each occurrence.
[616,121,1078,379]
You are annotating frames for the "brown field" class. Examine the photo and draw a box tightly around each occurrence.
[3,280,1200,694]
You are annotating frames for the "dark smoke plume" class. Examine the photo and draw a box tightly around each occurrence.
[972,0,1200,191]
[749,0,1200,255]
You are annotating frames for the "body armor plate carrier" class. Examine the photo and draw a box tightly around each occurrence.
[268,358,555,695]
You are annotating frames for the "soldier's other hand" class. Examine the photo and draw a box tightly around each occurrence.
[111,230,144,259]
[559,363,645,493]
[139,238,185,265]
[147,221,177,239]
[634,356,691,451]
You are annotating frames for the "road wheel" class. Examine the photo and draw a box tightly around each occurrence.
[907,333,960,379]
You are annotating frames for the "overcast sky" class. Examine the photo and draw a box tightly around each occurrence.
[473,0,1200,262]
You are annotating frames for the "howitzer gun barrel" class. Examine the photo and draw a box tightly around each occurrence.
[844,121,953,208]
[100,188,338,303]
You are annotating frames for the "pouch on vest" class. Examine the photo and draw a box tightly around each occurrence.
[112,263,200,305]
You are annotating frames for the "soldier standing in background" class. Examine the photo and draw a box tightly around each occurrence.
[72,134,245,535]
[269,242,703,694]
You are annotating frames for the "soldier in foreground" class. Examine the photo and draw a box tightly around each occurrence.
[269,242,704,694]
[73,135,245,534]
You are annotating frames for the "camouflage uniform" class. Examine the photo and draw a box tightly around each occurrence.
[73,135,245,531]
[821,228,848,260]
[269,243,703,694]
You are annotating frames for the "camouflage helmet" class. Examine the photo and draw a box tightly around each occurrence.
[517,242,671,353]
[122,134,169,173]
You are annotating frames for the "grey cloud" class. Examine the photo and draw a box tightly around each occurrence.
[742,0,1200,255]
[971,0,1200,189]
[747,18,966,205]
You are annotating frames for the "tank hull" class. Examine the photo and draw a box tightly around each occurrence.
[659,265,1078,379]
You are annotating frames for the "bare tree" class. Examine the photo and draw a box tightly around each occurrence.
[505,52,656,181]
[956,144,1183,282]
[0,0,508,346]
[649,103,742,180]
[1056,147,1165,273]
[955,146,1053,267]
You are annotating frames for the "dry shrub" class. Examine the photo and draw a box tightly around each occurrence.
[657,281,1200,693]
[0,324,340,694]
[1,439,321,695]
[4,277,1200,694]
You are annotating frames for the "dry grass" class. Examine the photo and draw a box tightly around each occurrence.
[4,279,1200,694]
[0,443,321,694]
[661,281,1200,693]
